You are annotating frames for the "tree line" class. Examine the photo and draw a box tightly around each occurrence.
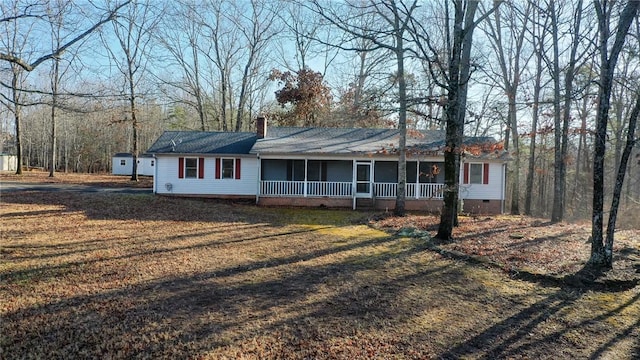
[1,0,639,269]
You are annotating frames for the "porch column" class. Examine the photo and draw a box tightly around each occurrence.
[415,160,420,199]
[304,158,308,197]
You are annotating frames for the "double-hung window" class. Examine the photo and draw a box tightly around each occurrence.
[463,162,489,185]
[185,158,198,178]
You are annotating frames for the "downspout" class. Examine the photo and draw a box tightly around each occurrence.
[501,162,506,214]
[256,154,261,205]
[153,154,157,194]
[352,159,356,210]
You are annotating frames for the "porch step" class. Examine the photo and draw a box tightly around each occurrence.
[356,198,375,210]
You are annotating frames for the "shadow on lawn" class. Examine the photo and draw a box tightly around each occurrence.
[2,191,639,358]
[439,290,640,359]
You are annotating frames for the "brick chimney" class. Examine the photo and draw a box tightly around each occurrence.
[256,116,267,139]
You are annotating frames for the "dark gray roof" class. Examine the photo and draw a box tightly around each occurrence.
[146,131,257,155]
[251,127,448,155]
[113,152,133,157]
[146,127,508,160]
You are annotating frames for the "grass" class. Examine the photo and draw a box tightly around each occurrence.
[1,172,639,359]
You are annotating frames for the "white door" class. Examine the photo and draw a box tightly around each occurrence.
[355,162,372,198]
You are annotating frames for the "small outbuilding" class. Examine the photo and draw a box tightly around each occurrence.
[0,154,17,171]
[112,153,133,175]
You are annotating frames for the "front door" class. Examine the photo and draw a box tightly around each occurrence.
[355,162,372,198]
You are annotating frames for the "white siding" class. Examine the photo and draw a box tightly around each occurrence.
[0,155,17,171]
[460,162,505,200]
[112,156,133,175]
[154,155,258,196]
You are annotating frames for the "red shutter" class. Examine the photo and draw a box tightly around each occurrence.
[215,158,221,179]
[463,163,469,184]
[235,158,241,179]
[483,163,489,184]
[198,157,205,179]
[178,157,184,179]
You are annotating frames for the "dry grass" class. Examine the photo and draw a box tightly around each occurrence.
[1,176,639,359]
[0,170,153,188]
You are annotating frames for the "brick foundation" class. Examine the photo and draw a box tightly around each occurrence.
[258,196,503,215]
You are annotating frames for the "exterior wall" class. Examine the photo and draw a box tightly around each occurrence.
[460,162,505,200]
[137,157,155,176]
[112,156,133,175]
[0,155,17,171]
[154,155,258,196]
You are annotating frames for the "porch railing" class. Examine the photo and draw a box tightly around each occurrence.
[260,180,445,199]
[260,180,352,197]
[375,182,445,199]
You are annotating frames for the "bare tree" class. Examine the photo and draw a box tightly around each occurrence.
[311,0,419,216]
[103,0,162,181]
[410,1,500,239]
[0,1,131,71]
[589,0,639,269]
[156,1,210,131]
[481,1,532,215]
[234,0,280,132]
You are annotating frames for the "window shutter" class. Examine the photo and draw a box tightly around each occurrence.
[215,158,221,179]
[483,163,489,184]
[235,158,241,179]
[178,157,184,179]
[463,163,469,184]
[198,157,205,179]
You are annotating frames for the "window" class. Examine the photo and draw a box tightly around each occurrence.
[179,157,204,179]
[185,158,198,178]
[464,163,489,184]
[222,158,235,179]
[215,158,241,179]
[120,159,126,166]
[151,160,154,167]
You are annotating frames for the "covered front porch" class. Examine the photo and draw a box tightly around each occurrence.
[258,158,446,205]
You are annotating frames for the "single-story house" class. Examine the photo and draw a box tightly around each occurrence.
[146,118,509,214]
[111,153,155,176]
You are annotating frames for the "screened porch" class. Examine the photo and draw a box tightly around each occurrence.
[259,159,446,199]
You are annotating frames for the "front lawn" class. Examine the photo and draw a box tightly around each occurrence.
[1,189,638,359]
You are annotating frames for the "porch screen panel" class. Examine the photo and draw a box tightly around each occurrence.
[374,161,397,182]
[308,160,325,181]
[407,161,417,183]
[261,159,287,180]
[287,160,305,181]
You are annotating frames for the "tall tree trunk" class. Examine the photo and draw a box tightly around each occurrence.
[590,0,639,269]
[605,91,640,262]
[49,56,60,177]
[394,20,407,216]
[11,66,23,175]
[437,0,484,240]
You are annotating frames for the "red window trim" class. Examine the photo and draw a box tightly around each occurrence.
[198,157,205,179]
[215,158,221,179]
[178,157,184,179]
[235,158,241,179]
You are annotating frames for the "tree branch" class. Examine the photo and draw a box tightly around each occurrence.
[0,1,131,71]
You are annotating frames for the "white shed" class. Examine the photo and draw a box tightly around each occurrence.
[112,153,133,175]
[137,154,155,176]
[0,154,17,171]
